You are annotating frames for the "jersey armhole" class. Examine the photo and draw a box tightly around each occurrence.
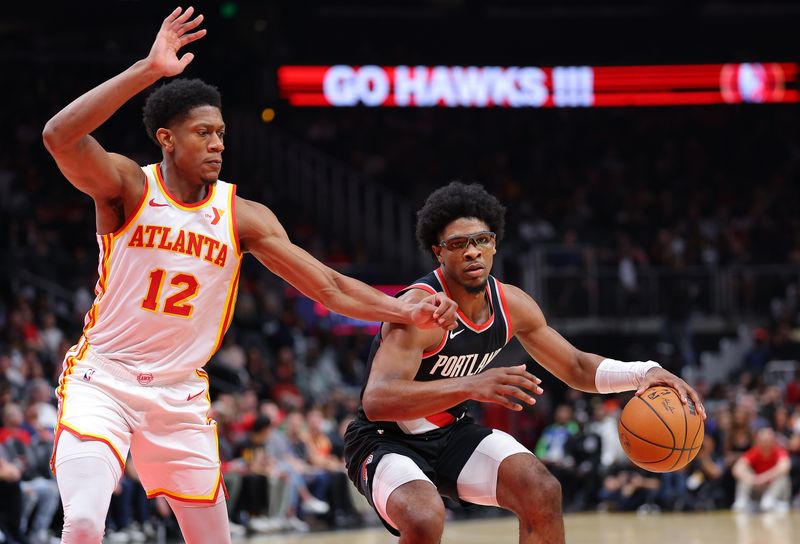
[229,185,242,257]
[495,280,514,344]
[109,172,150,239]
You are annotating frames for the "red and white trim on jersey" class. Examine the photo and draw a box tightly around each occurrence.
[397,411,459,435]
[153,163,216,211]
[146,472,227,504]
[433,268,495,333]
[494,280,514,344]
[228,184,242,258]
[422,332,448,358]
[207,262,241,360]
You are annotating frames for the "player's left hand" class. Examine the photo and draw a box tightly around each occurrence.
[147,6,207,78]
[636,367,707,419]
[410,292,458,330]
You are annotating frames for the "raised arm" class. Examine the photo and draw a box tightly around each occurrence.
[503,283,706,417]
[362,296,543,421]
[42,7,205,225]
[236,197,457,329]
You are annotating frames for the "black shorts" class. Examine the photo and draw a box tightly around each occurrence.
[343,414,492,536]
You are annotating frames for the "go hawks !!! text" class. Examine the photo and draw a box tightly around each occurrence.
[322,65,593,107]
[127,225,230,268]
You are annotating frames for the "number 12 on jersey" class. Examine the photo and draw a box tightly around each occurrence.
[141,269,200,317]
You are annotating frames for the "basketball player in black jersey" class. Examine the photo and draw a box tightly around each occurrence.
[343,182,705,544]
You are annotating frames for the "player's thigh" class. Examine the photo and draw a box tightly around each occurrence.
[376,454,444,532]
[456,428,534,507]
[55,360,134,471]
[130,373,221,502]
[496,448,561,514]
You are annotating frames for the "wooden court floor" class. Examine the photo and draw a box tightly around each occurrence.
[245,511,799,544]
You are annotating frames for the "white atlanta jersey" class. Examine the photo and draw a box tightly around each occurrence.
[81,163,242,380]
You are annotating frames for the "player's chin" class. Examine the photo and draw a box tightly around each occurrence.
[199,173,218,185]
[462,277,488,294]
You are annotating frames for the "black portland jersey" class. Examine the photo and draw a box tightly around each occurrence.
[358,268,513,435]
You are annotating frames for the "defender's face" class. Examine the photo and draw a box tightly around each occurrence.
[158,105,225,185]
[433,217,496,294]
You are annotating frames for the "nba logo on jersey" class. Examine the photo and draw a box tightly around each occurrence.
[137,372,154,386]
[82,368,96,382]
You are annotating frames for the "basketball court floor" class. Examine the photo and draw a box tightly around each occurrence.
[244,510,799,544]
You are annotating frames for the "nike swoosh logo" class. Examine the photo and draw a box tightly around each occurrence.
[449,328,465,339]
[149,198,169,208]
[187,390,205,401]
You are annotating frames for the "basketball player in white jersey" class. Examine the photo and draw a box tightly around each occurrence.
[344,182,706,544]
[41,7,457,544]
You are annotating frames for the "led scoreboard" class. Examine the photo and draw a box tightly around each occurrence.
[278,62,799,108]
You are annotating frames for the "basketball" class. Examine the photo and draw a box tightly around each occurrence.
[617,386,704,473]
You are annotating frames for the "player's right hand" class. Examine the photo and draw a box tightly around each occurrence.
[147,6,207,77]
[469,364,543,411]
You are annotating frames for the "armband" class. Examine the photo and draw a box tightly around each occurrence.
[594,358,661,394]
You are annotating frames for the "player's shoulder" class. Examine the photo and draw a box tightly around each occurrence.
[495,281,545,330]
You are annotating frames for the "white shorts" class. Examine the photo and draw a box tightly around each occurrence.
[52,337,224,504]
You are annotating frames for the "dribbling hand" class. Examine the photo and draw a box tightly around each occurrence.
[636,367,707,419]
[147,7,207,77]
[469,364,544,411]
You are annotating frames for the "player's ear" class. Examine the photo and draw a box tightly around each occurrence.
[156,128,174,151]
[432,246,443,264]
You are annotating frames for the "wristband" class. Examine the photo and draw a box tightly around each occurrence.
[594,358,661,394]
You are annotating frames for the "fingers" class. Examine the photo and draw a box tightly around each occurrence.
[180,29,207,47]
[164,6,184,26]
[175,6,195,24]
[682,386,707,420]
[491,392,525,411]
[181,13,204,32]
[500,384,538,406]
[178,52,195,69]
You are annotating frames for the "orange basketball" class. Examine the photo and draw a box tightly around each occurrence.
[617,386,704,473]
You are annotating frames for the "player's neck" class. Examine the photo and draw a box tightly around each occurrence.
[159,161,210,204]
[442,277,491,324]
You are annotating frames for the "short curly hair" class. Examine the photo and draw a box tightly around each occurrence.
[416,181,506,259]
[142,78,222,144]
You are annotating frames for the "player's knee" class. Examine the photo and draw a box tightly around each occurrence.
[398,506,445,543]
[63,512,105,543]
[538,472,562,511]
[513,467,562,522]
[393,495,445,543]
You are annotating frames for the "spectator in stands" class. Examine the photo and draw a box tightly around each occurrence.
[598,462,661,513]
[2,402,60,544]
[684,434,725,510]
[0,443,26,544]
[732,427,792,513]
[229,415,283,534]
[535,404,580,506]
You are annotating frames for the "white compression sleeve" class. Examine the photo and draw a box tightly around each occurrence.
[594,358,661,394]
[167,495,232,544]
[55,432,121,544]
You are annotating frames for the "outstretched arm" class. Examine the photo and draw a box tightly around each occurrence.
[42,7,205,205]
[236,197,458,329]
[504,283,706,417]
[361,315,543,421]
